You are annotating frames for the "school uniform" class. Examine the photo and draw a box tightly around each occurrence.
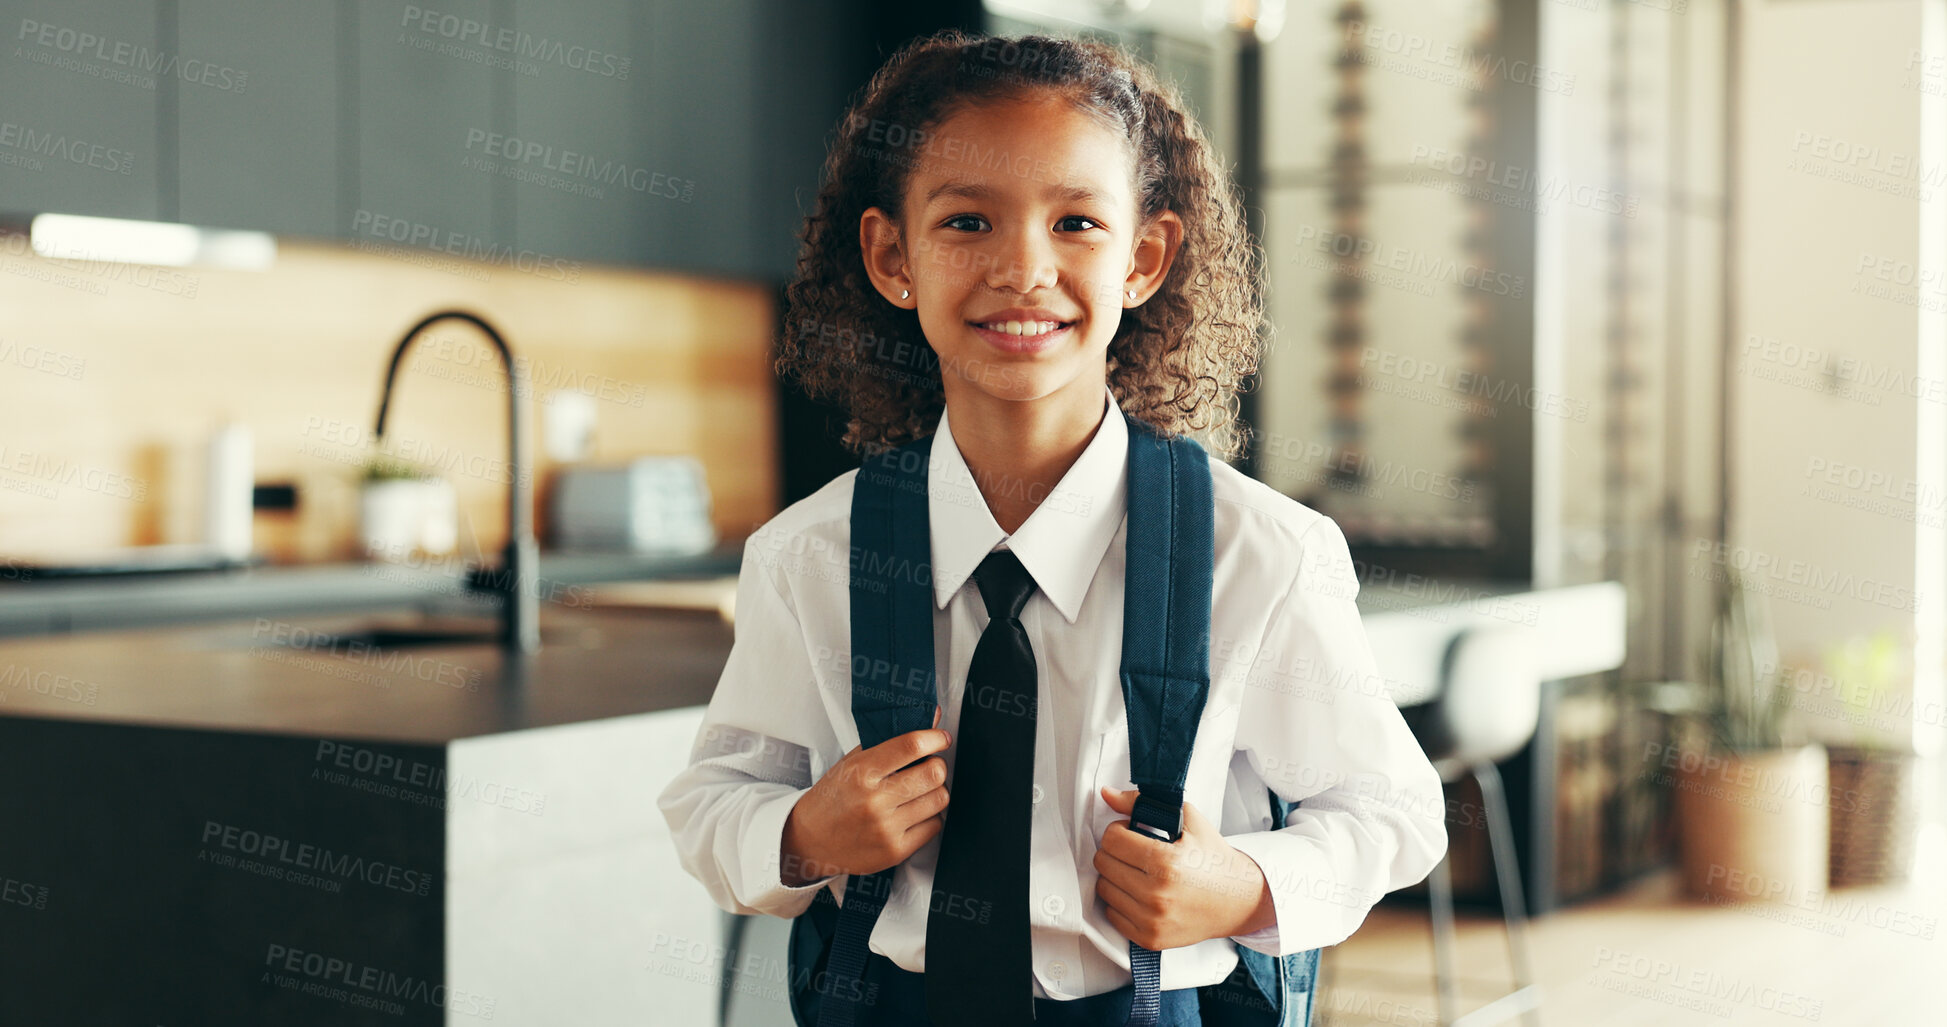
[657,382,1448,1017]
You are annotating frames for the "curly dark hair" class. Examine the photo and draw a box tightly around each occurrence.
[775,29,1266,461]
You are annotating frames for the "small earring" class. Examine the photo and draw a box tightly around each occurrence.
[1126,290,1137,300]
[900,289,910,300]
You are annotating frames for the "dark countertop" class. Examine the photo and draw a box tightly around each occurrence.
[0,604,733,745]
[0,545,743,637]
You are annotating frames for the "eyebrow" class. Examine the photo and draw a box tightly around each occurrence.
[921,180,1111,207]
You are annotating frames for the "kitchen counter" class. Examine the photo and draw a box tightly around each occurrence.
[0,544,743,637]
[0,603,734,745]
[0,601,737,1024]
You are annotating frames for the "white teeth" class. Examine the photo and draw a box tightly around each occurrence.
[980,320,1062,336]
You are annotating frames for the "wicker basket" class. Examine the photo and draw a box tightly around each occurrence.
[1826,747,1918,887]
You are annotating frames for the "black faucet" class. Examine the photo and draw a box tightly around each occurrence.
[373,310,541,653]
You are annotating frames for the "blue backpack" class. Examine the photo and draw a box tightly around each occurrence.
[788,408,1321,1026]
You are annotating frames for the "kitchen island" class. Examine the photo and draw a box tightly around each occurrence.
[0,602,738,1025]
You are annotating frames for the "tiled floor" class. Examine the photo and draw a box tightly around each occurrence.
[1316,825,1946,1026]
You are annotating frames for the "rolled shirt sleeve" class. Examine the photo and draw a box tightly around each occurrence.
[656,527,849,919]
[1220,516,1449,957]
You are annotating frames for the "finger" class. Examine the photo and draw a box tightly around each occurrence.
[1093,845,1148,896]
[1098,785,1135,813]
[893,779,949,824]
[902,810,946,849]
[1098,818,1163,867]
[1101,902,1145,949]
[885,754,948,803]
[1094,871,1148,918]
[871,723,952,778]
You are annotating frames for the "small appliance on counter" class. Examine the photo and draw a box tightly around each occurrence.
[548,456,716,554]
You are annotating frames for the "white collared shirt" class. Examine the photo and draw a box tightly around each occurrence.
[657,383,1447,1000]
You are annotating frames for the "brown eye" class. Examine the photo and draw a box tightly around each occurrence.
[1058,216,1100,232]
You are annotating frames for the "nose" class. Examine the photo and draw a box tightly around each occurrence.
[982,223,1058,294]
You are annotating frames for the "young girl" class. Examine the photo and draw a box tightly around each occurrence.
[659,30,1446,1026]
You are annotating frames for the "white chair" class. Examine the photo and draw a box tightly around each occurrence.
[1405,623,1543,1027]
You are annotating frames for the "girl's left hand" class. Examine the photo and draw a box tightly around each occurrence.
[1092,786,1276,951]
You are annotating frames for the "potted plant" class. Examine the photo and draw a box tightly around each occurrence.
[1818,630,1920,887]
[359,454,457,561]
[1662,568,1828,903]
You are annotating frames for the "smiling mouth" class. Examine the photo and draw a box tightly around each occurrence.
[968,319,1076,338]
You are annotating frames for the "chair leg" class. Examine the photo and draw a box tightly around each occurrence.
[1428,846,1459,1026]
[1474,761,1539,1027]
[720,910,747,1027]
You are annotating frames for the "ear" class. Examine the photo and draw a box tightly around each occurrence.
[859,206,916,309]
[1123,209,1183,306]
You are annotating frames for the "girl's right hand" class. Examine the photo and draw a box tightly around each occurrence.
[780,706,951,885]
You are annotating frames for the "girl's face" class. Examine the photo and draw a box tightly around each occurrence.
[859,92,1181,407]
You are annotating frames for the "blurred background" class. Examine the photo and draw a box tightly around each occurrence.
[0,0,1940,1023]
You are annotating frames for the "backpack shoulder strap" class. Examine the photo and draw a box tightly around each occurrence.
[1119,412,1215,841]
[849,434,940,747]
[803,434,940,1027]
[1122,414,1321,1027]
[1120,413,1215,1026]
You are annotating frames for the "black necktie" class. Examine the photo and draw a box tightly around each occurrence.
[926,548,1039,1026]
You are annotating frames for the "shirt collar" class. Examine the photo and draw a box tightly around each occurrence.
[928,383,1128,625]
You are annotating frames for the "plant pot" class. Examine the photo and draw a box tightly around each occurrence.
[359,478,457,561]
[1827,746,1918,887]
[1672,743,1829,903]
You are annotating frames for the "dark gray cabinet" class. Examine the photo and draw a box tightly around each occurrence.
[509,0,684,271]
[352,0,507,251]
[176,0,339,236]
[0,0,864,281]
[0,0,163,222]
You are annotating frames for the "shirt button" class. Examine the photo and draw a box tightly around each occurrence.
[1032,784,1044,804]
[1048,960,1066,980]
[1042,895,1065,917]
